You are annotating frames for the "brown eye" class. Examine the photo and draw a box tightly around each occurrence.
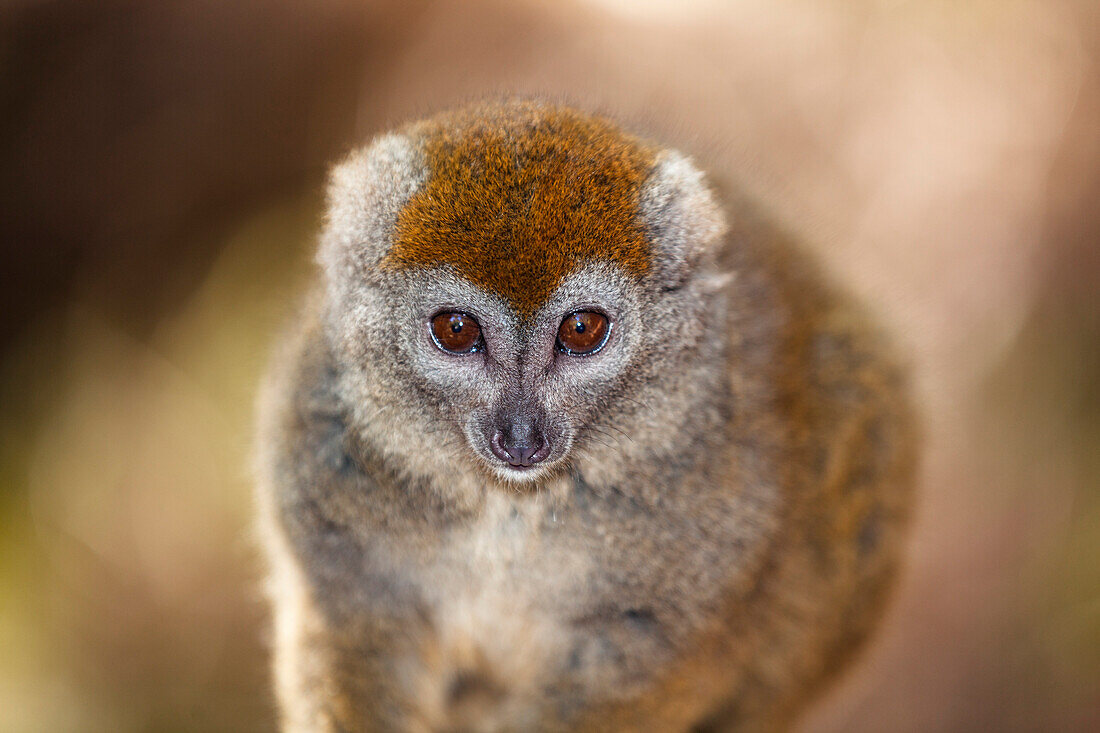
[430,312,482,354]
[557,311,610,355]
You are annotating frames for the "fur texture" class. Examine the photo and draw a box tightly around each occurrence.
[256,99,916,732]
[386,102,658,319]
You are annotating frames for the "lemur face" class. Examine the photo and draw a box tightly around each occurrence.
[320,101,727,487]
[378,257,647,484]
[427,307,610,465]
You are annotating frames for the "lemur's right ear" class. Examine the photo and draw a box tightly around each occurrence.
[638,150,729,291]
[317,134,425,285]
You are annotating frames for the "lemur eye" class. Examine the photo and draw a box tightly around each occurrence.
[430,312,482,354]
[557,311,610,355]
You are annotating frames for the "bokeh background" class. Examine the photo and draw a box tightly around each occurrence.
[2,1,1098,730]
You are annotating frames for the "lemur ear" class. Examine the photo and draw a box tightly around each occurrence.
[638,150,729,291]
[317,133,425,286]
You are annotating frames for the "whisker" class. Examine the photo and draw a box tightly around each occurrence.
[619,395,656,415]
[597,423,634,444]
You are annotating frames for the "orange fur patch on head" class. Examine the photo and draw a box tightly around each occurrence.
[383,100,657,319]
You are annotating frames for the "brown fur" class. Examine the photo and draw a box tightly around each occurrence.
[385,101,656,318]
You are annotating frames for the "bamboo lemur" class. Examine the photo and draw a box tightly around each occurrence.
[255,99,916,732]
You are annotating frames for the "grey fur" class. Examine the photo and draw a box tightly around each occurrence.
[256,111,916,733]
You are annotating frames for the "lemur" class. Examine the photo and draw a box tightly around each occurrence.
[255,99,917,732]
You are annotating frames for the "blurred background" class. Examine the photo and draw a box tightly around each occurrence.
[1,0,1098,730]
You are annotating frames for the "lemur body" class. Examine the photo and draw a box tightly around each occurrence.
[256,101,916,732]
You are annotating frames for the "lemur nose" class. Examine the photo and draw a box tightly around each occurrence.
[490,418,549,467]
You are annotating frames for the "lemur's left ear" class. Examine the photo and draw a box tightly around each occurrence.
[317,133,424,287]
[638,150,728,290]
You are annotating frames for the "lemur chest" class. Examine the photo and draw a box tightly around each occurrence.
[427,493,588,607]
[391,495,593,684]
[373,491,691,709]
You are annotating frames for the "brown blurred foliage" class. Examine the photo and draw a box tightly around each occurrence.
[1,1,1098,731]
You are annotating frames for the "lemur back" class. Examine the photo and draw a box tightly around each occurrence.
[255,100,916,733]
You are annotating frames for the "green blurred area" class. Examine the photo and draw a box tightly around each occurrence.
[0,195,320,731]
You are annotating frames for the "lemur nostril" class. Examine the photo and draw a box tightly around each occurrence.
[489,430,511,462]
[529,438,551,464]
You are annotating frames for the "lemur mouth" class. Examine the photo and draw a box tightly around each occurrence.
[484,440,561,484]
[491,461,556,486]
[502,461,540,472]
[497,453,550,475]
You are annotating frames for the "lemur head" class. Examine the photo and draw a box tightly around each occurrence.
[319,100,728,491]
